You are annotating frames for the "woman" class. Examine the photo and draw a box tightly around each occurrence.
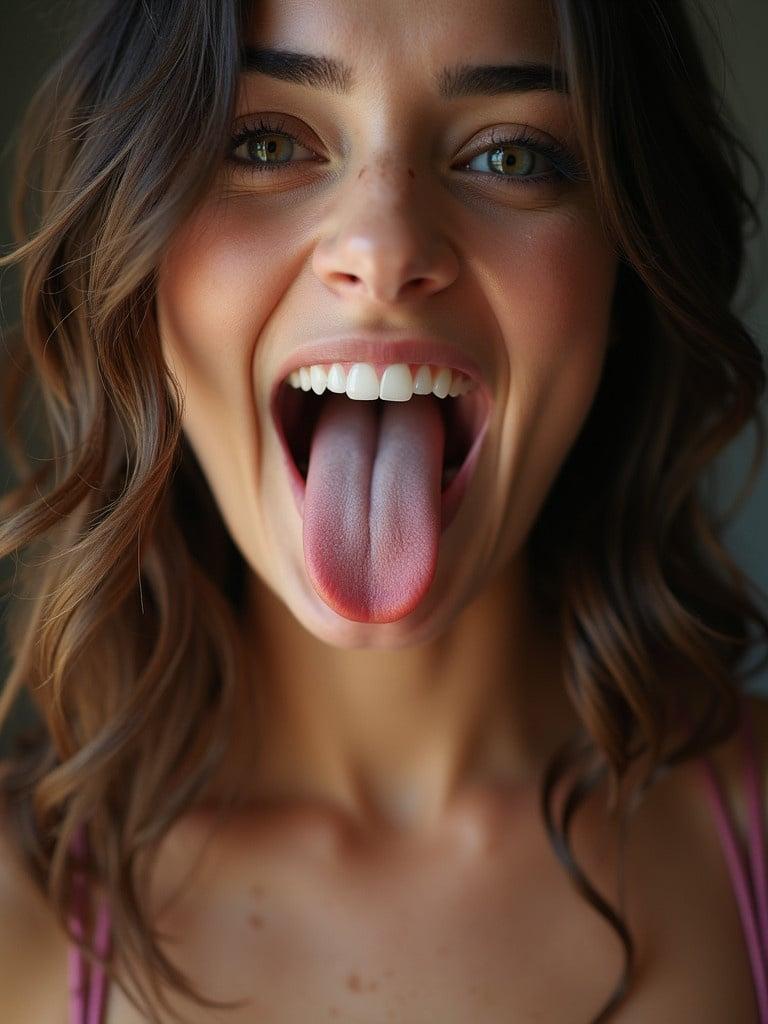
[1,0,767,1020]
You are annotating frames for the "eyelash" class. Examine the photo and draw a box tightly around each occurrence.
[227,116,586,188]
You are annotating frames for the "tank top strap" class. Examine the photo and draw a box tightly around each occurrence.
[698,692,768,1022]
[67,822,113,1024]
[741,696,768,947]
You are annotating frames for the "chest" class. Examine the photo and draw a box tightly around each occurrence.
[100,771,757,1023]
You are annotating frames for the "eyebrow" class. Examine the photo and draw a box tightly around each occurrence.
[241,46,569,98]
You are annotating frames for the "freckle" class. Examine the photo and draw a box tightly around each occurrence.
[248,913,265,929]
[250,882,266,897]
[436,942,448,955]
[408,167,415,178]
[328,1007,340,1018]
[383,968,394,978]
[367,979,378,991]
[346,972,362,992]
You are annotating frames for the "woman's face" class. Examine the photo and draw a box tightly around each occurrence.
[156,0,618,647]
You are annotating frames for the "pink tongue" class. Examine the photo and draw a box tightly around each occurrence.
[303,394,445,623]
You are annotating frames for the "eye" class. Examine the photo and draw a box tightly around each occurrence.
[456,130,583,188]
[465,143,554,179]
[228,116,319,173]
[226,116,587,190]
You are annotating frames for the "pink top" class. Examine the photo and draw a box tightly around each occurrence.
[66,693,768,1024]
[698,692,768,1021]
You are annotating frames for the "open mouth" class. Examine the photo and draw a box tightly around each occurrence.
[270,368,492,618]
[273,382,488,493]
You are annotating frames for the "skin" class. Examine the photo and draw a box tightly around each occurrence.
[0,3,763,1021]
[156,0,618,838]
[149,7,674,1014]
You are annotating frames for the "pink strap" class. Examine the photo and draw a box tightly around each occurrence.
[698,694,768,1022]
[67,823,112,1024]
[741,700,768,950]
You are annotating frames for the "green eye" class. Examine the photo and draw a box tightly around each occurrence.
[231,130,316,169]
[227,117,587,188]
[228,115,319,173]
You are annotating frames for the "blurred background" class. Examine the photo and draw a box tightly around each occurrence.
[1,0,767,755]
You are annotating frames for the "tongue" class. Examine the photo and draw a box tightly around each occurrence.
[303,394,445,623]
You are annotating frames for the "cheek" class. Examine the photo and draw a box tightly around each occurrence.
[155,197,307,408]
[157,217,246,413]
[504,207,618,414]
[478,204,617,360]
[509,210,617,442]
[154,204,268,517]
[472,205,618,558]
[479,205,617,422]
[154,198,318,564]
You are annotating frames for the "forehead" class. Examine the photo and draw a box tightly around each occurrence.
[246,0,559,79]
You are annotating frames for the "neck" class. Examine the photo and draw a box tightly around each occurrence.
[221,556,578,835]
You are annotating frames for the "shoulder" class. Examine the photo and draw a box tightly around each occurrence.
[0,776,70,1021]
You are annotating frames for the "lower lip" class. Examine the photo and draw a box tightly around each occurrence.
[272,403,489,534]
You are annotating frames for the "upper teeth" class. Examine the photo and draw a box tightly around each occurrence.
[286,362,476,401]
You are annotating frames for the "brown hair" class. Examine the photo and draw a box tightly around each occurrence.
[1,0,766,1020]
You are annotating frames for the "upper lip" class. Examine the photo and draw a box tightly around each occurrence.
[270,332,488,400]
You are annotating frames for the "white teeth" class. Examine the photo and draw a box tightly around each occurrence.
[326,363,346,393]
[284,361,476,400]
[412,365,433,395]
[431,367,452,399]
[346,362,381,400]
[379,363,413,401]
[448,374,463,398]
[310,364,328,395]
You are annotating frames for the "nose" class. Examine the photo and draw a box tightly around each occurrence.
[311,161,459,307]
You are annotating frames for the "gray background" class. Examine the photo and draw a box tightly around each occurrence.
[1,0,767,754]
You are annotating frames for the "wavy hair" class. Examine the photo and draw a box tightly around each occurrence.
[1,0,766,1020]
